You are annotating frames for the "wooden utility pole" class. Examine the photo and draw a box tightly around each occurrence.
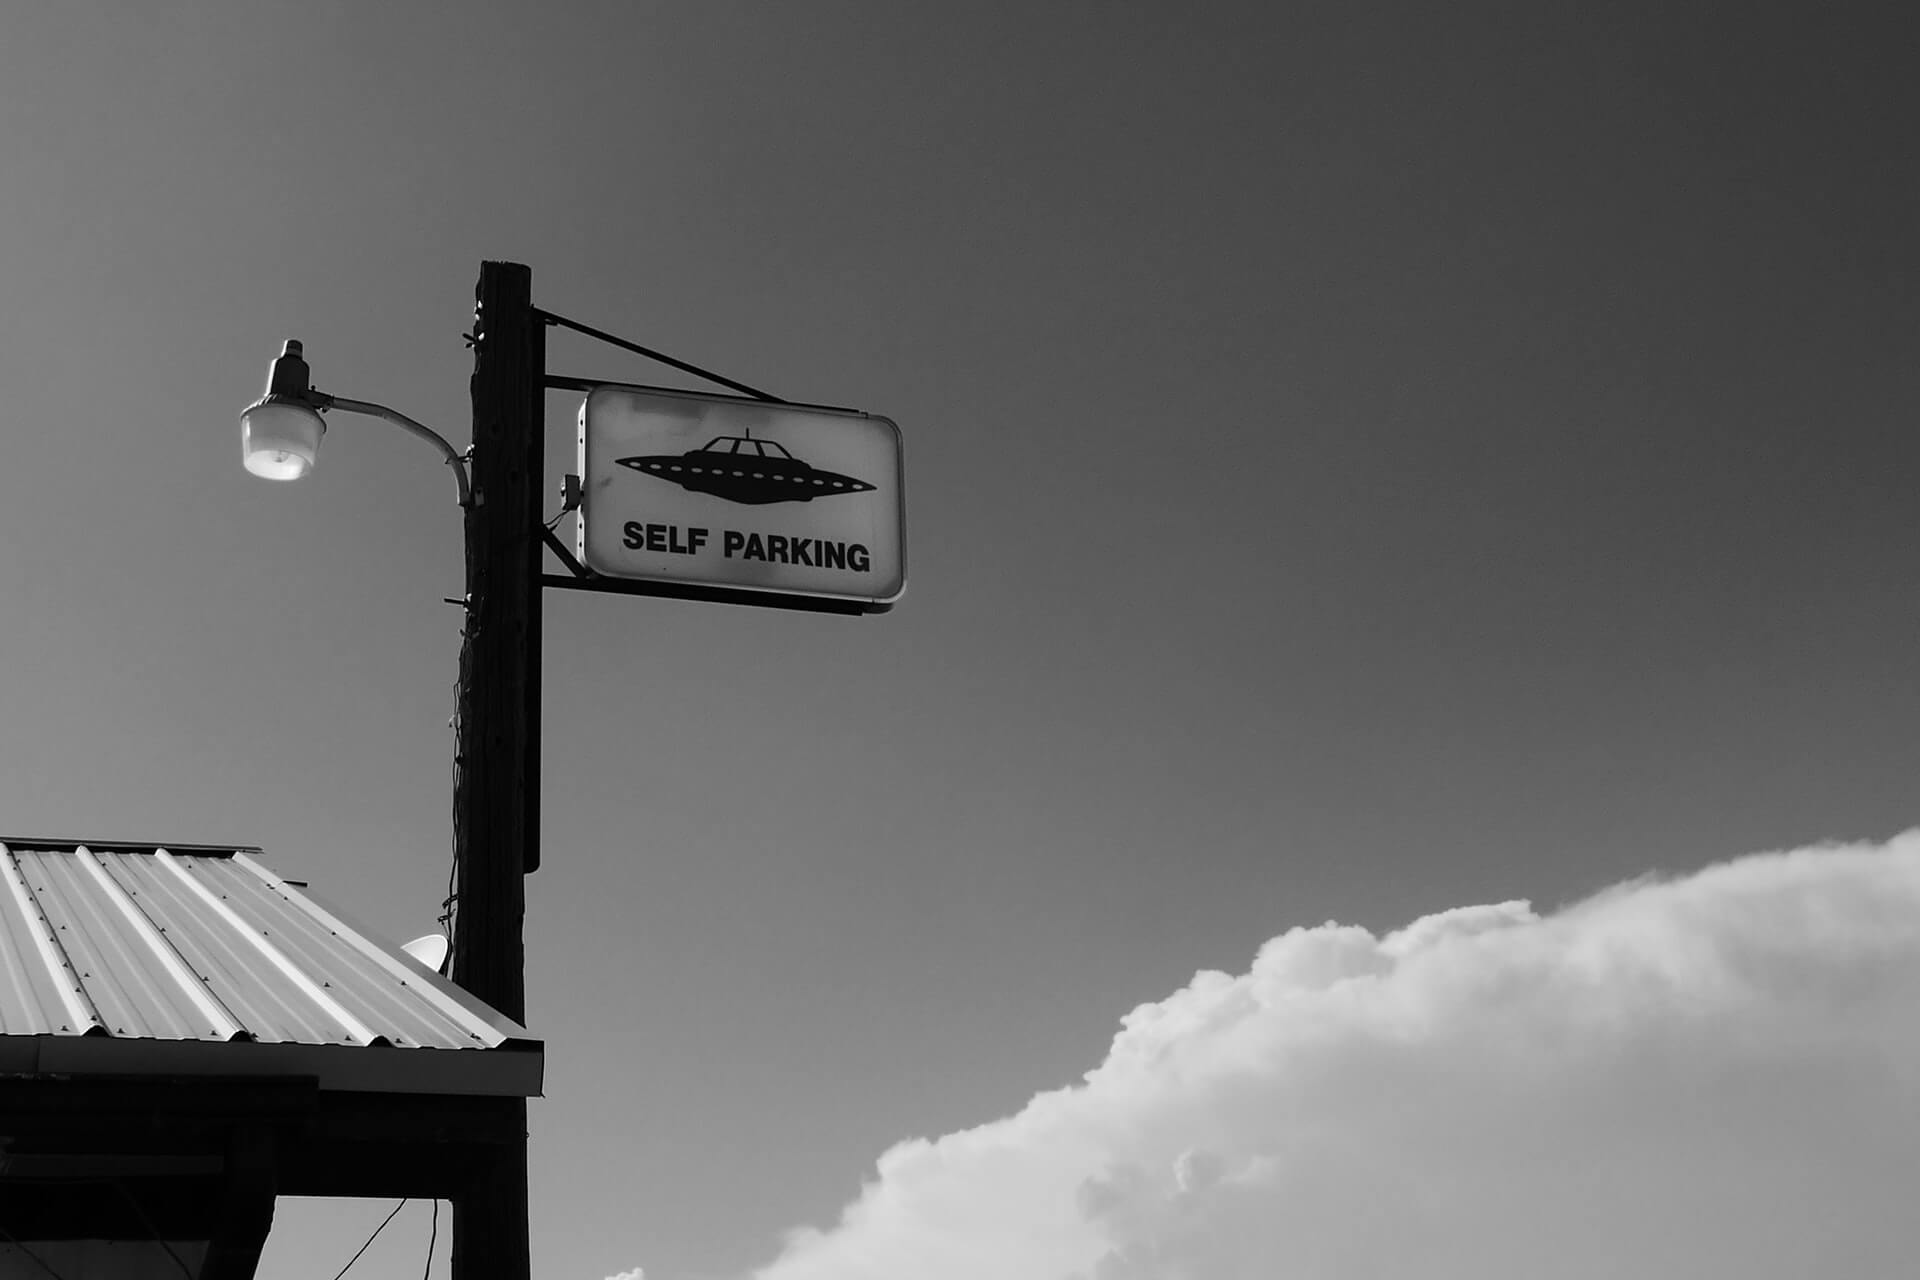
[450,260,542,1280]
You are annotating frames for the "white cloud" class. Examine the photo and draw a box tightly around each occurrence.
[750,833,1920,1280]
[605,1269,646,1280]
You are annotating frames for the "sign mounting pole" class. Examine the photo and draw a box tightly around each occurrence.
[450,260,541,1280]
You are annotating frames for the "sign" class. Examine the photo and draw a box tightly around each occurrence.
[578,384,905,611]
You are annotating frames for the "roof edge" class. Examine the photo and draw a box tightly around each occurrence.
[0,1034,544,1097]
[0,837,261,858]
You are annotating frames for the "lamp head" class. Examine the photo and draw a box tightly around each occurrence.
[241,339,327,480]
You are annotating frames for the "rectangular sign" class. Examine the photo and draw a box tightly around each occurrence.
[578,384,905,611]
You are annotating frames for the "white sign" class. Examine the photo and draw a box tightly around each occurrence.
[578,385,905,609]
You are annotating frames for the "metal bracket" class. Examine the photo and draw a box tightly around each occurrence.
[534,308,786,403]
[539,524,593,579]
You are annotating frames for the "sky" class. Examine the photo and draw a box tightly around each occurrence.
[0,3,1916,1277]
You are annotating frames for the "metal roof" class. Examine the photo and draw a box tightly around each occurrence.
[0,840,540,1096]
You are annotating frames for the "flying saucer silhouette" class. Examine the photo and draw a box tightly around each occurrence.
[616,433,875,506]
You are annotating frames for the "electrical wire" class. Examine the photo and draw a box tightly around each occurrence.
[331,1199,408,1279]
[437,442,481,967]
[441,600,476,962]
[423,1199,439,1278]
[0,1218,67,1280]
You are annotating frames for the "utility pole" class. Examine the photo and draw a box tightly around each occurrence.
[450,260,542,1280]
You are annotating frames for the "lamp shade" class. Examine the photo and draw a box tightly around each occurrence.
[241,396,326,480]
[402,932,450,972]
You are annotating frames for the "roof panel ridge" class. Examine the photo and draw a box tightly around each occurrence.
[229,851,512,1048]
[0,842,110,1036]
[74,845,249,1042]
[153,847,383,1047]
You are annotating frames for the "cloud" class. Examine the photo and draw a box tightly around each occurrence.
[749,833,1920,1280]
[604,1270,646,1280]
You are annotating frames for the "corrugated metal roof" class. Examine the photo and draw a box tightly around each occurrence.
[0,840,539,1095]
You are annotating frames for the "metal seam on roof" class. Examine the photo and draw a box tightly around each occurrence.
[74,845,246,1041]
[232,851,500,1046]
[112,852,323,1043]
[153,848,383,1047]
[192,860,416,1044]
[0,842,105,1036]
[30,848,194,1039]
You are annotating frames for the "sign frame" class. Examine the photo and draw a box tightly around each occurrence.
[567,381,906,615]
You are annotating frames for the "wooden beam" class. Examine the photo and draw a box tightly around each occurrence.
[0,1177,222,1241]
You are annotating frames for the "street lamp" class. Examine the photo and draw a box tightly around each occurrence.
[237,264,542,1280]
[241,339,473,506]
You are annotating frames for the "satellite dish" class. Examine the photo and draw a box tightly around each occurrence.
[402,932,449,974]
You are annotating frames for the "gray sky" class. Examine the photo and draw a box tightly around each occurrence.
[1,4,1915,1277]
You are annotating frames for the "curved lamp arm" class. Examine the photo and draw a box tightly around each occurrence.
[317,393,473,508]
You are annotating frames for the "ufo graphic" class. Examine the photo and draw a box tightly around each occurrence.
[615,432,876,506]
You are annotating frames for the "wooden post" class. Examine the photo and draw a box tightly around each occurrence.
[200,1127,277,1280]
[450,260,542,1280]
